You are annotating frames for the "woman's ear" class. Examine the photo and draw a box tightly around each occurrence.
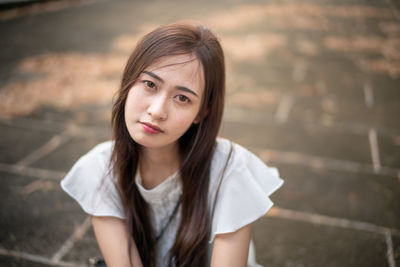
[193,116,201,124]
[193,109,209,124]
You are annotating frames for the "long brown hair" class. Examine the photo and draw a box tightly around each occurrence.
[111,22,225,267]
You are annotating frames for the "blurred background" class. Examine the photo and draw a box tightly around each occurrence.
[0,0,399,266]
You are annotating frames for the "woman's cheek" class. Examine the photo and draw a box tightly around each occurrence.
[127,88,146,112]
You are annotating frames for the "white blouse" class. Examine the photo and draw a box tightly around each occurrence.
[61,138,283,267]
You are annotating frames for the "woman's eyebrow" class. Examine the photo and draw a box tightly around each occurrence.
[176,86,199,98]
[142,70,199,98]
[143,70,163,83]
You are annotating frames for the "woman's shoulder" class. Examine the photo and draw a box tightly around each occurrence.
[213,137,264,171]
[64,140,115,174]
[209,137,284,242]
[62,140,115,183]
[82,140,115,163]
[215,137,256,156]
[213,137,282,190]
[60,140,124,219]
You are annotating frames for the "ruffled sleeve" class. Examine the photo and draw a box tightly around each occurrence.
[60,141,125,219]
[209,140,283,242]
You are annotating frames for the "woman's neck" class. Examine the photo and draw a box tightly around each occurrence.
[139,143,180,190]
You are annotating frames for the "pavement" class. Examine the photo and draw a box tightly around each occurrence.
[0,0,399,266]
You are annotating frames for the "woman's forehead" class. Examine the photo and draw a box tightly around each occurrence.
[147,54,201,71]
[144,54,205,89]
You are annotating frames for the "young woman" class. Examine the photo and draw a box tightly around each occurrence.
[61,22,283,267]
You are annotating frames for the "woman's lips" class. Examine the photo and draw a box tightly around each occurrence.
[140,122,164,134]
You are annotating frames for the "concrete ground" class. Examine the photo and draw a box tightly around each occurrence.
[0,0,399,266]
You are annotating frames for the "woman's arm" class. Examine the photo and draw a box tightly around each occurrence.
[91,216,143,267]
[210,224,251,267]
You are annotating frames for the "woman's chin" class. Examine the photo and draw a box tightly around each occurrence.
[131,136,177,151]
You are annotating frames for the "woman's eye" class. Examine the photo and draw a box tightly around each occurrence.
[144,80,156,89]
[177,95,190,103]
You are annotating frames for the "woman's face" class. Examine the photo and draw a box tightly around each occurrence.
[124,54,205,150]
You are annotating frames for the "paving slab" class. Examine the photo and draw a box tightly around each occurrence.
[31,136,109,172]
[269,163,400,229]
[366,75,400,131]
[70,106,112,129]
[290,59,377,128]
[62,225,102,264]
[0,0,243,87]
[373,94,400,132]
[18,106,77,125]
[1,105,112,137]
[372,76,400,105]
[0,255,50,267]
[0,171,86,258]
[0,124,55,164]
[290,91,372,129]
[0,0,399,265]
[393,234,400,265]
[252,216,390,267]
[379,133,400,169]
[220,120,372,164]
[225,90,281,118]
[306,57,364,99]
[22,105,112,128]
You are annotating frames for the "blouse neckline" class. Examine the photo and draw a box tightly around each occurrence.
[135,168,182,206]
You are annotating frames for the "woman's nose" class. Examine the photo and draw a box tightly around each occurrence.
[147,95,168,121]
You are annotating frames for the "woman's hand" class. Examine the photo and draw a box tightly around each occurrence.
[91,216,143,267]
[210,224,251,267]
